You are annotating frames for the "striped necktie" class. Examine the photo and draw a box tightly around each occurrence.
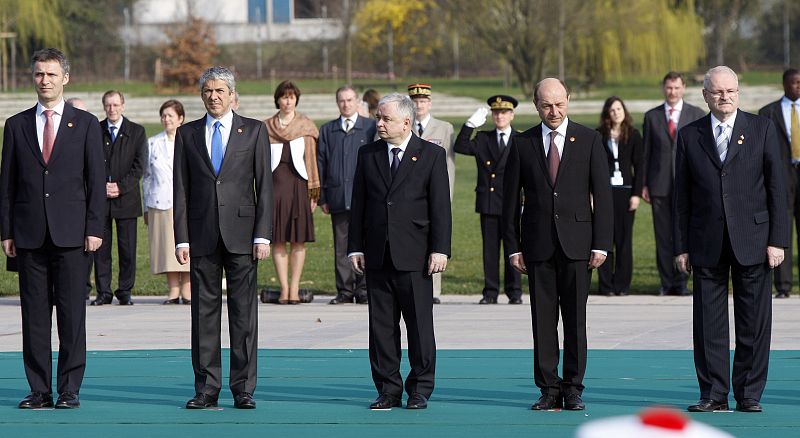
[716,124,729,162]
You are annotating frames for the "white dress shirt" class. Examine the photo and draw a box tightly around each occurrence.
[710,111,738,163]
[664,99,684,125]
[416,114,431,133]
[107,117,123,141]
[496,127,512,147]
[541,118,569,158]
[36,100,65,151]
[341,113,358,131]
[204,111,233,159]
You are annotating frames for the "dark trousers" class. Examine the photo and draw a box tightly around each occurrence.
[774,166,799,294]
[480,214,521,299]
[332,211,366,298]
[651,194,688,292]
[529,243,590,396]
[692,230,772,402]
[17,234,88,395]
[94,216,137,301]
[598,188,635,294]
[191,241,259,398]
[366,247,436,399]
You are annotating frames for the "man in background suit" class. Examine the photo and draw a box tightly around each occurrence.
[92,90,147,306]
[174,66,272,410]
[455,94,522,305]
[318,85,377,305]
[409,83,454,304]
[503,78,612,411]
[349,92,451,410]
[1,48,105,409]
[674,66,788,413]
[758,68,800,298]
[642,72,705,295]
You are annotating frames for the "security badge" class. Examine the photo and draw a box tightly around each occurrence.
[611,168,624,186]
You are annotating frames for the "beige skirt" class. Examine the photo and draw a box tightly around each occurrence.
[147,208,189,274]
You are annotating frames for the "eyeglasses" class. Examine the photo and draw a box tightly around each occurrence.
[705,89,739,99]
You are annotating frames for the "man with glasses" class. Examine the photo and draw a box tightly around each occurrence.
[673,66,788,413]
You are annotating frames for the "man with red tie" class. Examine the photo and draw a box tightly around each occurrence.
[1,48,106,409]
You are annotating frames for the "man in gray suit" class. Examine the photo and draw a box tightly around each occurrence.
[318,85,377,305]
[642,72,705,295]
[173,66,272,410]
[409,83,454,304]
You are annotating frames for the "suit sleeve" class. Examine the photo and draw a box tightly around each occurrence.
[640,113,652,186]
[0,123,18,240]
[347,148,367,254]
[589,132,613,252]
[453,124,477,155]
[317,124,329,206]
[672,129,691,256]
[254,121,273,242]
[428,146,452,257]
[84,118,107,238]
[173,127,189,246]
[764,120,790,248]
[117,124,148,195]
[630,129,645,197]
[502,136,522,257]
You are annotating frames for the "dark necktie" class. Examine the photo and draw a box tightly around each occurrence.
[548,131,560,185]
[391,147,401,178]
[498,132,506,153]
[417,122,424,138]
[668,107,677,140]
[43,109,55,164]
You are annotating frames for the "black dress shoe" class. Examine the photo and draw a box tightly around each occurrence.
[186,393,218,409]
[117,298,134,305]
[432,297,441,304]
[736,398,762,412]
[775,291,790,299]
[658,287,669,296]
[531,393,562,410]
[406,392,428,409]
[508,297,523,305]
[616,291,628,296]
[355,294,369,304]
[90,296,112,306]
[687,398,728,412]
[234,392,256,409]
[18,392,53,409]
[55,392,80,409]
[479,297,498,304]
[676,288,692,296]
[163,298,180,305]
[563,393,585,410]
[329,294,354,305]
[369,393,401,410]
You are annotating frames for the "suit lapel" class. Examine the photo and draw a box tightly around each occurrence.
[190,117,215,174]
[498,130,515,162]
[389,135,422,194]
[771,103,789,144]
[530,125,551,186]
[654,106,672,139]
[697,116,723,169]
[556,122,581,186]
[488,131,501,161]
[20,106,45,167]
[218,113,245,175]
[373,140,392,189]
[725,112,749,166]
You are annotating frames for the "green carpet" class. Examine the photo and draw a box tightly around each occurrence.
[0,349,797,437]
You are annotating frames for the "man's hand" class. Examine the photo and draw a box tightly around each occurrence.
[85,236,102,252]
[675,253,691,275]
[252,243,270,260]
[642,186,651,203]
[767,246,785,269]
[629,196,641,211]
[351,254,365,275]
[2,239,15,257]
[106,182,121,198]
[176,247,190,265]
[320,203,330,215]
[427,253,448,275]
[510,253,527,274]
[588,252,606,269]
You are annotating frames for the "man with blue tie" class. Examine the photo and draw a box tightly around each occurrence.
[173,66,273,410]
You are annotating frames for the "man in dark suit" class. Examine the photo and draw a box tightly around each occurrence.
[318,85,377,305]
[503,78,613,411]
[674,66,788,413]
[1,48,105,409]
[455,94,522,305]
[758,69,800,298]
[348,92,451,410]
[91,90,147,306]
[173,66,272,410]
[642,72,706,296]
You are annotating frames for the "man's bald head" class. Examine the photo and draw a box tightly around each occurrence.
[533,78,570,129]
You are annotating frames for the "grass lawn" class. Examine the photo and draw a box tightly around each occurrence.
[0,113,793,297]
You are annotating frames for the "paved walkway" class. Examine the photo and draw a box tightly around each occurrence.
[0,294,797,351]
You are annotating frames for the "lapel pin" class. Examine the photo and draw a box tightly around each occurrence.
[67,122,73,128]
[737,139,743,144]
[237,128,243,133]
[569,136,576,142]
[412,156,418,162]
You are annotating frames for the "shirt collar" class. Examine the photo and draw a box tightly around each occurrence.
[710,110,738,132]
[541,117,569,140]
[388,132,413,152]
[206,110,234,130]
[781,95,800,106]
[341,113,358,126]
[107,117,124,131]
[36,100,65,117]
[664,99,684,112]
[417,114,431,128]
[496,126,513,137]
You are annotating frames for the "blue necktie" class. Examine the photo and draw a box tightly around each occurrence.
[391,147,401,178]
[109,125,117,143]
[211,121,224,175]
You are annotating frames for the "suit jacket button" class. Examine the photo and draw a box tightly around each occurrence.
[721,171,727,177]
[486,161,491,166]
[553,192,558,197]
[490,187,495,192]
[554,214,559,219]
[387,201,393,206]
[45,193,50,198]
[491,173,496,178]
[44,170,48,175]
[216,181,221,185]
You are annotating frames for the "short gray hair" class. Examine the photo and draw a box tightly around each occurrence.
[378,92,415,122]
[703,66,738,90]
[199,66,236,92]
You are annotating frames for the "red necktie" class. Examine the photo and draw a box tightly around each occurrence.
[42,109,55,164]
[668,107,677,141]
[548,131,560,185]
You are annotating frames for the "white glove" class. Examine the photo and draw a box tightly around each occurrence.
[466,107,489,128]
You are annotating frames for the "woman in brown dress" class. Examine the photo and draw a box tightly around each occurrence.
[265,80,320,304]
